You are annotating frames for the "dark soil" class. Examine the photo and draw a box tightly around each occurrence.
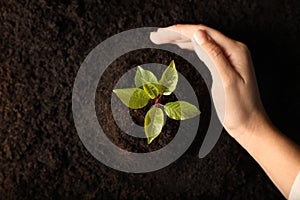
[1,0,300,199]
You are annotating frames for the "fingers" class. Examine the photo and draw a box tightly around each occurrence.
[150,28,194,50]
[168,24,237,49]
[193,30,236,83]
[150,28,190,44]
[153,24,237,57]
[175,42,194,50]
[150,24,240,83]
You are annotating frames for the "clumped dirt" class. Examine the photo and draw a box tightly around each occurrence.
[1,0,300,199]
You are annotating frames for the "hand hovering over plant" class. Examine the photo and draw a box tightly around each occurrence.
[151,24,300,199]
[151,25,264,139]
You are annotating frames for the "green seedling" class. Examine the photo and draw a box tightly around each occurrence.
[113,60,201,144]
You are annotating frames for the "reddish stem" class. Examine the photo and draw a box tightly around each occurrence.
[154,94,162,105]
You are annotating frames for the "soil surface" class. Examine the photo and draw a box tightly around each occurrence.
[1,0,300,199]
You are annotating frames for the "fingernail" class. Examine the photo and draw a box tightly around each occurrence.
[149,32,160,44]
[193,30,208,45]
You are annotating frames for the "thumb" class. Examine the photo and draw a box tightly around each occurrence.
[193,30,235,81]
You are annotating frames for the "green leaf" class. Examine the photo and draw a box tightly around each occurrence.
[152,83,168,94]
[135,66,158,88]
[142,79,160,99]
[164,101,201,120]
[159,60,178,95]
[113,88,150,109]
[144,107,164,144]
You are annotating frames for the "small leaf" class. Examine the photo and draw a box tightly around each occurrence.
[164,101,201,120]
[135,66,158,88]
[144,107,164,144]
[153,83,168,94]
[142,79,160,99]
[159,60,178,95]
[113,88,150,109]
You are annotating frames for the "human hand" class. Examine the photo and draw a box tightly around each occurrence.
[151,25,300,199]
[150,24,268,140]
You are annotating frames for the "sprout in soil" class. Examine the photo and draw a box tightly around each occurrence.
[113,60,201,144]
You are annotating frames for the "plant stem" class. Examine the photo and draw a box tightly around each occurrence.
[154,94,163,105]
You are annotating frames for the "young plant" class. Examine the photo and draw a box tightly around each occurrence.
[113,60,201,144]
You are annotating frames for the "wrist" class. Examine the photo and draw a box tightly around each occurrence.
[232,110,273,149]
